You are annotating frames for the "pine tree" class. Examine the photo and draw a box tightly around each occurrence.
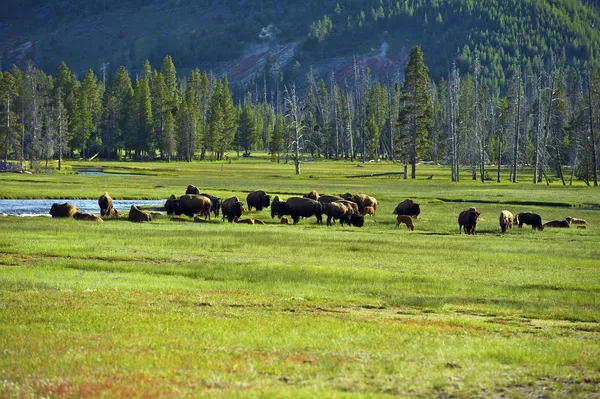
[270,113,285,163]
[217,77,238,160]
[71,69,102,159]
[238,100,257,156]
[0,72,20,163]
[398,46,433,178]
[133,75,153,160]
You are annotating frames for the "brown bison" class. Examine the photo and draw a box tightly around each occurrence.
[98,192,114,216]
[200,193,221,217]
[395,215,414,231]
[105,208,119,217]
[458,208,481,235]
[304,191,319,200]
[222,196,244,223]
[73,212,104,222]
[280,217,289,224]
[185,185,201,195]
[128,205,152,222]
[164,195,178,211]
[499,210,514,233]
[167,194,212,219]
[543,219,571,228]
[317,195,344,206]
[324,202,364,227]
[49,202,80,218]
[393,199,421,218]
[334,199,360,215]
[275,197,323,225]
[340,193,378,215]
[565,216,588,226]
[235,217,255,225]
[363,205,376,222]
[246,190,271,211]
[516,212,543,230]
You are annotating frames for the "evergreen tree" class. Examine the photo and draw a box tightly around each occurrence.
[270,113,285,162]
[133,75,153,160]
[238,100,257,156]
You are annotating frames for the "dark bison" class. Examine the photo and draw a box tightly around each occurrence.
[317,195,344,206]
[246,190,271,211]
[516,212,544,230]
[222,196,244,223]
[49,202,80,218]
[271,195,284,218]
[458,208,481,235]
[304,191,319,200]
[129,205,152,222]
[200,193,221,217]
[499,210,514,233]
[275,197,323,225]
[73,212,104,222]
[98,192,114,216]
[543,219,570,228]
[393,199,421,218]
[167,194,212,219]
[185,185,201,195]
[164,195,178,211]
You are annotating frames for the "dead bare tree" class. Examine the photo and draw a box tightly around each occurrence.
[284,85,303,175]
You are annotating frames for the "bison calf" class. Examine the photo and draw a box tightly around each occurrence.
[395,215,414,231]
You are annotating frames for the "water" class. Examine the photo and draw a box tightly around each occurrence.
[0,199,164,216]
[77,171,148,177]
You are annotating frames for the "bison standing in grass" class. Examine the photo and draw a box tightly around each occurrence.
[271,195,284,219]
[393,199,421,218]
[275,197,323,225]
[341,193,377,215]
[499,210,514,233]
[516,212,544,230]
[458,208,481,235]
[185,185,201,195]
[129,205,152,222]
[395,215,414,231]
[246,190,271,211]
[222,196,244,223]
[49,202,80,218]
[98,192,114,216]
[200,193,221,217]
[167,194,212,220]
[304,191,319,200]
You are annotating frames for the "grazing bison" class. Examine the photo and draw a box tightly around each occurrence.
[275,197,323,225]
[304,191,319,200]
[271,195,284,219]
[393,199,421,218]
[222,196,244,223]
[317,195,344,206]
[49,202,80,218]
[543,219,571,228]
[246,190,271,211]
[324,202,351,226]
[516,212,544,230]
[164,195,178,211]
[396,215,414,231]
[499,210,514,233]
[566,216,588,226]
[73,212,104,222]
[458,208,481,235]
[200,193,221,217]
[335,199,359,215]
[129,205,152,222]
[185,185,201,195]
[363,205,376,222]
[167,194,212,219]
[340,193,378,215]
[98,192,114,216]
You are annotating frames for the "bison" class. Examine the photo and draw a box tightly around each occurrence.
[324,202,351,226]
[317,195,344,206]
[167,194,212,219]
[49,202,80,218]
[246,190,271,211]
[222,196,244,223]
[185,185,201,195]
[275,197,323,225]
[271,195,284,219]
[499,210,514,233]
[164,195,178,211]
[516,212,543,230]
[73,212,104,222]
[200,193,221,217]
[565,216,588,226]
[395,215,414,231]
[98,192,114,216]
[393,199,421,218]
[543,219,571,228]
[128,205,152,222]
[304,191,319,200]
[458,208,480,235]
[340,193,378,215]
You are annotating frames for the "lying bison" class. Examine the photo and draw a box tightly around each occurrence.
[393,199,421,218]
[129,205,152,222]
[185,185,201,195]
[499,210,514,233]
[200,193,221,217]
[167,194,212,219]
[98,192,114,216]
[246,190,271,211]
[50,202,80,218]
[275,197,323,225]
[543,219,570,228]
[516,212,543,230]
[222,196,244,223]
[458,208,480,235]
[73,212,104,222]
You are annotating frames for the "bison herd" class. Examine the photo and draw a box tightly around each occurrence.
[46,186,590,234]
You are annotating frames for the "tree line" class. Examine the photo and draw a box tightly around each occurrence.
[0,49,599,185]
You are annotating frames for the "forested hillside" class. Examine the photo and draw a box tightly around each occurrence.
[1,0,600,88]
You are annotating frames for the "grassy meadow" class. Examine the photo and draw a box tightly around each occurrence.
[1,158,599,398]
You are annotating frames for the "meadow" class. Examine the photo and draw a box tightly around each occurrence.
[0,158,599,398]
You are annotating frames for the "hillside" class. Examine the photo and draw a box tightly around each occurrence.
[1,0,600,86]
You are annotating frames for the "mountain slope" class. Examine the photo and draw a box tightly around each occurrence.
[1,0,600,86]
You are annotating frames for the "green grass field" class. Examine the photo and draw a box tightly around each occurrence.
[1,159,599,398]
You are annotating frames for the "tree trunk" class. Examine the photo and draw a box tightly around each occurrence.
[588,74,599,187]
[511,71,521,183]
